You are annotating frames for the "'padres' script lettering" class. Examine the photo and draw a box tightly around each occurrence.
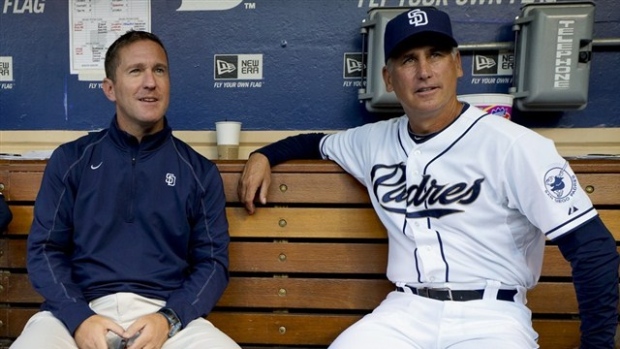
[371,164,484,218]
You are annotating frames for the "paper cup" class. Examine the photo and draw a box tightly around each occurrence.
[215,121,241,159]
[217,145,239,160]
[457,93,514,120]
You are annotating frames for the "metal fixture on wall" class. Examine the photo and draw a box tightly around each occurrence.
[358,3,619,114]
[358,7,408,114]
[510,1,596,111]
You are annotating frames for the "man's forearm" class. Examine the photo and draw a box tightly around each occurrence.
[255,133,325,166]
[556,217,620,348]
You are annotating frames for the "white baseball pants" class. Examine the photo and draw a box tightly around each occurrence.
[329,289,539,349]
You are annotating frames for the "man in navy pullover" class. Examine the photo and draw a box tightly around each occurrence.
[11,31,240,349]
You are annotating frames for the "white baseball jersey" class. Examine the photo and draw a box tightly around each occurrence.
[319,106,597,289]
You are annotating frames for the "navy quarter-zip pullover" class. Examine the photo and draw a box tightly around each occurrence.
[27,117,230,335]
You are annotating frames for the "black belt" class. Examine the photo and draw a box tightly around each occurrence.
[396,286,517,302]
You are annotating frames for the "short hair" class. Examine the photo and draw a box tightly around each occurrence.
[104,30,168,81]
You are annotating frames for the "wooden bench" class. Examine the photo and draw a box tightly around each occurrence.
[1,158,619,349]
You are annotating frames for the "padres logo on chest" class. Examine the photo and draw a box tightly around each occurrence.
[371,163,484,219]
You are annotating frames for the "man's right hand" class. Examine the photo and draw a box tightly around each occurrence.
[74,314,125,349]
[237,152,272,214]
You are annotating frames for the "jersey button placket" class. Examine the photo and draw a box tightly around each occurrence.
[415,233,447,283]
[409,150,423,177]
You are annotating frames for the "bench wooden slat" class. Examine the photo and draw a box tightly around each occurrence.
[237,244,614,278]
[541,247,572,277]
[1,159,619,205]
[218,281,588,314]
[223,172,620,206]
[0,238,593,276]
[221,172,370,204]
[208,312,359,346]
[2,271,609,315]
[227,207,385,239]
[0,271,42,303]
[4,206,32,236]
[229,242,388,274]
[7,206,619,240]
[1,172,42,202]
[0,308,585,348]
[0,240,390,274]
[0,240,27,269]
[0,308,37,339]
[3,238,619,277]
[599,209,620,236]
[5,206,386,239]
[207,312,582,348]
[219,280,588,314]
[533,320,582,349]
[575,173,620,205]
[218,278,392,310]
[6,205,620,241]
[228,208,620,240]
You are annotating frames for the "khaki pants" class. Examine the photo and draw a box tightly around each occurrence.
[10,292,240,349]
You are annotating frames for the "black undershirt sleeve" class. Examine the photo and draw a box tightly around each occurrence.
[253,133,326,166]
[554,216,619,349]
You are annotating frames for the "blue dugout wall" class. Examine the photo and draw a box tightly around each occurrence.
[0,0,619,131]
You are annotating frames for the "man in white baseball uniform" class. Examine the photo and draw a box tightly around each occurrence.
[237,8,619,349]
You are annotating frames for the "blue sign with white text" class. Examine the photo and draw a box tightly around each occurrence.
[0,0,618,130]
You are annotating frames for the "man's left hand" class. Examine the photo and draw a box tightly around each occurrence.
[122,313,169,349]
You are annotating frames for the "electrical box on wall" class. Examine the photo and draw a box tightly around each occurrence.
[510,1,595,111]
[358,8,408,113]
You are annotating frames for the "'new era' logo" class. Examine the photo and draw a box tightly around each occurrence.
[217,60,236,75]
[476,55,497,71]
[214,54,263,80]
[0,57,13,82]
[343,53,366,79]
[472,52,514,76]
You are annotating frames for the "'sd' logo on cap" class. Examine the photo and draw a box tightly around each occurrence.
[408,9,428,27]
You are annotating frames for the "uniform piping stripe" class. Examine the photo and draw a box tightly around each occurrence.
[545,207,596,237]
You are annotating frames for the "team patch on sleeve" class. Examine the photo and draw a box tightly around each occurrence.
[543,163,578,203]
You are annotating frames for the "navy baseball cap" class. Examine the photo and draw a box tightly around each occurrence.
[384,8,458,62]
